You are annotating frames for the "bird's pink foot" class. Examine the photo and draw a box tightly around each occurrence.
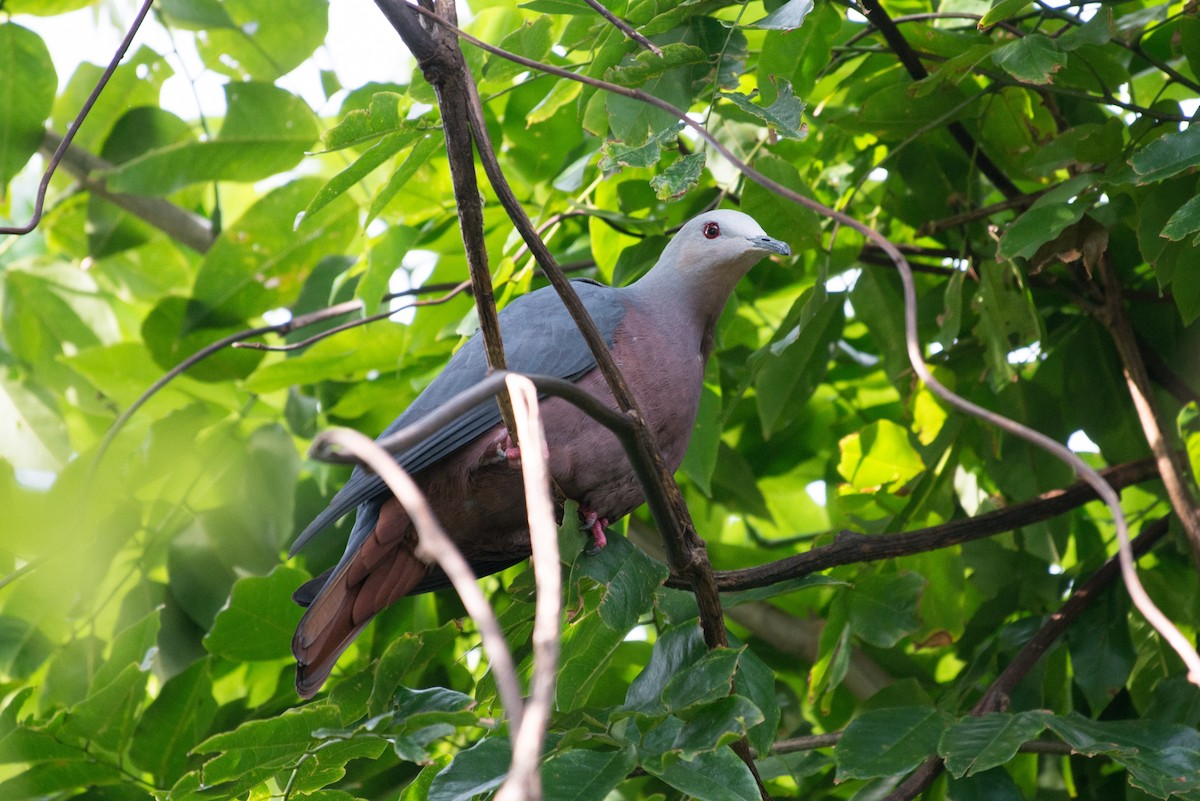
[485,429,524,469]
[581,509,609,554]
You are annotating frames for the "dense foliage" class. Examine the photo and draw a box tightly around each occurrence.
[2,0,1200,799]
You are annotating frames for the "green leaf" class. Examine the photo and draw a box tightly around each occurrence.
[838,419,926,491]
[650,152,705,200]
[193,705,344,784]
[1130,126,1200,185]
[971,260,1044,391]
[846,572,926,648]
[673,695,764,754]
[367,132,444,223]
[680,357,721,495]
[599,123,683,174]
[0,376,71,471]
[62,662,150,754]
[1044,713,1200,797]
[625,624,706,711]
[835,706,948,780]
[0,759,126,801]
[192,0,329,81]
[755,288,844,437]
[203,565,307,661]
[1067,588,1135,714]
[358,225,420,315]
[571,533,668,632]
[129,659,219,783]
[644,745,760,801]
[428,736,511,801]
[1058,8,1113,51]
[369,623,461,715]
[991,35,1064,85]
[486,16,555,82]
[604,43,710,87]
[191,178,359,328]
[748,0,815,30]
[939,711,1051,778]
[322,92,412,151]
[104,82,318,194]
[980,0,1030,27]
[1160,194,1200,245]
[719,80,807,140]
[997,174,1096,260]
[0,23,56,188]
[541,746,637,801]
[661,647,742,711]
[304,130,420,222]
[0,617,53,681]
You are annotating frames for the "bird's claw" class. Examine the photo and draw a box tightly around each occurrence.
[485,430,524,469]
[581,509,608,555]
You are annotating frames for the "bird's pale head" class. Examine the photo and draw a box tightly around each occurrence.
[648,209,790,292]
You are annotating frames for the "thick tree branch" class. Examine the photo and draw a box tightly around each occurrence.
[682,457,1160,592]
[883,516,1171,801]
[40,130,215,253]
[0,0,155,236]
[1095,256,1200,569]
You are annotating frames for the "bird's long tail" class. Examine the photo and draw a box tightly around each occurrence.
[292,498,427,698]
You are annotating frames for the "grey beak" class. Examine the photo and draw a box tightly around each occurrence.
[752,235,791,257]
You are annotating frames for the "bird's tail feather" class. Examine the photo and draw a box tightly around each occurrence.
[292,500,427,698]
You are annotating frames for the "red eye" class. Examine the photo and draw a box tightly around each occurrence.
[703,221,720,239]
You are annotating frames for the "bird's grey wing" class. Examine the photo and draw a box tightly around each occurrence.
[290,279,626,556]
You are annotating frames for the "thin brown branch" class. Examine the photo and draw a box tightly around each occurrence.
[312,428,527,745]
[374,0,518,440]
[234,280,472,352]
[406,0,1200,686]
[1096,256,1200,569]
[0,0,155,236]
[681,457,1160,592]
[883,516,1171,801]
[579,0,662,55]
[919,187,1050,235]
[858,0,1022,199]
[40,131,215,252]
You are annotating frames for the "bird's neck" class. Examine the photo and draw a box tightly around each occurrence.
[625,269,742,358]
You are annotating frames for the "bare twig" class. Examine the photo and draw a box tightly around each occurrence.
[919,187,1050,235]
[234,281,473,352]
[883,516,1171,801]
[0,0,155,236]
[496,375,560,801]
[311,428,527,742]
[579,0,663,55]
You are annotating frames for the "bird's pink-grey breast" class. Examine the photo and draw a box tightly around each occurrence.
[289,210,790,697]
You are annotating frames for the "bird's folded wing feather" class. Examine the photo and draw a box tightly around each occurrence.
[289,279,626,556]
